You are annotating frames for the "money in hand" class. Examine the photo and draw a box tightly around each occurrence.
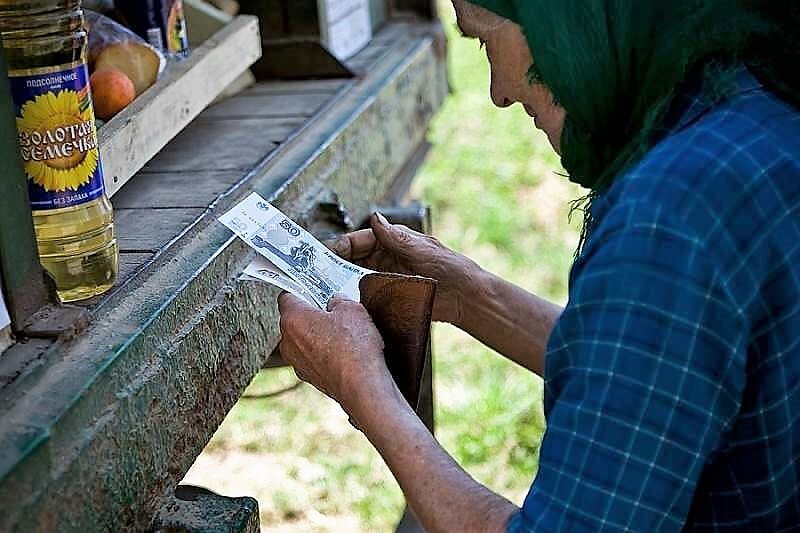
[219,192,374,308]
[241,256,320,308]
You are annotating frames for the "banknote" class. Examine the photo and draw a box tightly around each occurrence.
[242,256,321,308]
[219,192,374,307]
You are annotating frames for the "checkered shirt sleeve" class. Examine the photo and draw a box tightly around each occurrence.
[509,203,748,532]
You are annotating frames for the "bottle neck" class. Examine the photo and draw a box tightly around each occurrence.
[0,0,80,15]
[0,3,83,40]
[0,1,85,70]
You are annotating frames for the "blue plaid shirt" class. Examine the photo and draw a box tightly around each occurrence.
[509,66,800,532]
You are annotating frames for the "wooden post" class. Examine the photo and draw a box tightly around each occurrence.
[0,38,52,329]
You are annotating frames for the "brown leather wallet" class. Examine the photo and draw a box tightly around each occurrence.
[359,272,437,413]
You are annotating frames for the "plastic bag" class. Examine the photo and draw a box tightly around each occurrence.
[86,11,166,96]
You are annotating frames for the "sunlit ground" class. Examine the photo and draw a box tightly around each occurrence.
[183,2,582,530]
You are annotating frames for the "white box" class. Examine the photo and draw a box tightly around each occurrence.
[320,0,362,23]
[318,0,372,61]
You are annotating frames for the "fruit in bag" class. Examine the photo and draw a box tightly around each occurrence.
[86,11,165,96]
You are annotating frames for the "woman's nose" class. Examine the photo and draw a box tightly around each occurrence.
[490,77,515,108]
[491,91,514,108]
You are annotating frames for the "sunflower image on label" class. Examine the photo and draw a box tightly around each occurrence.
[8,62,105,211]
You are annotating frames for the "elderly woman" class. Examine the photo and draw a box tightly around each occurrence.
[278,1,800,531]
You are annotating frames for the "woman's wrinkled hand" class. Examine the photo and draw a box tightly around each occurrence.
[278,292,394,412]
[329,213,480,325]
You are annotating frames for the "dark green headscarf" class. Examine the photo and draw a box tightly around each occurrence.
[466,0,800,193]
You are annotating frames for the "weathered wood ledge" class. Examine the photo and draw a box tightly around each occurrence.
[0,21,447,532]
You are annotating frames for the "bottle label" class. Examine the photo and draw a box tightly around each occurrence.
[7,62,105,211]
[166,0,190,57]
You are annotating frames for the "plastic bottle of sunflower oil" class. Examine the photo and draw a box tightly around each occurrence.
[0,0,118,302]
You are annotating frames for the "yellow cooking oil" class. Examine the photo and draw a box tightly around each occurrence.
[0,0,118,302]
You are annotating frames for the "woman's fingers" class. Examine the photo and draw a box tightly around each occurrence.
[331,229,380,260]
[278,292,320,356]
[278,291,317,318]
[330,213,430,270]
[370,213,421,256]
[327,294,352,311]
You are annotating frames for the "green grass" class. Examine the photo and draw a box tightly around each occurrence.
[183,3,582,531]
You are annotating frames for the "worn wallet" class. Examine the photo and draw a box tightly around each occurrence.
[359,272,437,413]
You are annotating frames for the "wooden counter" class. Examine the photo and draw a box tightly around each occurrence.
[0,20,447,532]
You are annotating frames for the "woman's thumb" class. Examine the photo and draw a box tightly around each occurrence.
[371,212,410,253]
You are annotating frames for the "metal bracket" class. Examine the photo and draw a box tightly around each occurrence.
[151,485,260,533]
[315,190,357,232]
[20,304,91,340]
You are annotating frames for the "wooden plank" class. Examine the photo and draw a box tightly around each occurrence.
[184,0,233,46]
[101,16,262,198]
[347,43,391,70]
[115,208,205,252]
[201,92,332,119]
[141,119,283,172]
[246,79,349,95]
[212,71,257,105]
[346,22,420,71]
[370,21,410,44]
[118,253,155,283]
[0,339,51,389]
[112,171,244,209]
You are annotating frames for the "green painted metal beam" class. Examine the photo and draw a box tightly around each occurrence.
[0,25,448,532]
[0,38,50,328]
